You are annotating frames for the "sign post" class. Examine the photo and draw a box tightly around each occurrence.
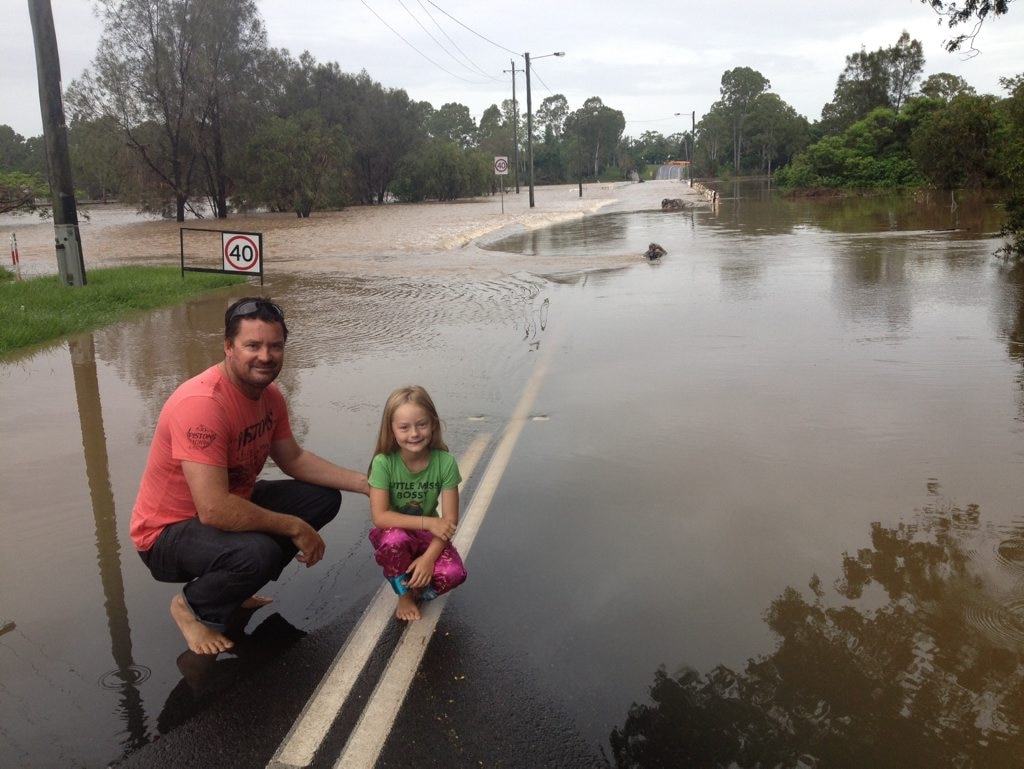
[494,156,509,214]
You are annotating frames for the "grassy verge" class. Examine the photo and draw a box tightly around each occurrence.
[0,265,245,358]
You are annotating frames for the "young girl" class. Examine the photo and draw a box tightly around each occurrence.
[368,386,467,621]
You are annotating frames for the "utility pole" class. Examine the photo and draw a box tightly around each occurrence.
[523,51,565,209]
[504,59,523,194]
[525,52,534,208]
[28,0,86,286]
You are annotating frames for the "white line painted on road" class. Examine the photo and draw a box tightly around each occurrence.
[334,343,555,769]
[267,432,492,769]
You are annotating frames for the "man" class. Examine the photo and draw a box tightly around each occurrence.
[130,297,369,655]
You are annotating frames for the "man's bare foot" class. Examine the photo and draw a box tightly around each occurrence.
[396,592,421,621]
[171,594,234,655]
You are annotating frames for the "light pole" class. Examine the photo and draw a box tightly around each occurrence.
[672,110,697,185]
[524,51,564,208]
[504,59,523,193]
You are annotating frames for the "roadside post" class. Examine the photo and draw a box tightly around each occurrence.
[495,156,509,214]
[10,233,21,279]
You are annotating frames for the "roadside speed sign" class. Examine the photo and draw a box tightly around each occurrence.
[223,232,261,272]
[494,156,509,175]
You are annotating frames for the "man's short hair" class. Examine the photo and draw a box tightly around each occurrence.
[224,297,289,342]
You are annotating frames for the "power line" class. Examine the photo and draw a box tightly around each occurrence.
[398,0,500,81]
[415,0,501,81]
[361,0,492,84]
[423,0,521,57]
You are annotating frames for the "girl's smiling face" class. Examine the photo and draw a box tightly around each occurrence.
[391,403,434,459]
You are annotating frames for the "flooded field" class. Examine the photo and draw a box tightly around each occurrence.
[3,181,1024,767]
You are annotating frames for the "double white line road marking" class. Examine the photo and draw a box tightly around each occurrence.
[269,342,554,769]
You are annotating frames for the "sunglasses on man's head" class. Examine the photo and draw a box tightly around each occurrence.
[229,300,284,321]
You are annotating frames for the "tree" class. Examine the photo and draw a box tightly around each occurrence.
[921,0,1014,52]
[567,97,625,179]
[820,33,925,135]
[67,0,268,221]
[694,103,731,176]
[427,103,476,149]
[996,74,1024,260]
[887,31,925,113]
[192,0,269,218]
[820,49,891,135]
[68,116,129,201]
[720,67,771,171]
[911,93,1002,191]
[241,110,348,216]
[0,171,47,214]
[535,94,569,140]
[918,72,977,102]
[744,93,809,175]
[345,74,426,204]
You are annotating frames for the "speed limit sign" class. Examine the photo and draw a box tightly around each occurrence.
[494,156,509,175]
[222,232,261,273]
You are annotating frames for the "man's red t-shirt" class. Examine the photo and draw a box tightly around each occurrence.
[130,363,292,551]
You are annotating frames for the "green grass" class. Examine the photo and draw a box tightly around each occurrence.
[0,265,245,358]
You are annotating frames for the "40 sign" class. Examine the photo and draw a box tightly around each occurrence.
[223,232,262,273]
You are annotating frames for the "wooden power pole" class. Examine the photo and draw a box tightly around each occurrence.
[28,0,87,286]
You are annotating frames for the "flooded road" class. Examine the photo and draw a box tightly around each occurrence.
[3,181,1024,767]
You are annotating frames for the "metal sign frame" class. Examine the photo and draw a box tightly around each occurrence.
[180,228,264,285]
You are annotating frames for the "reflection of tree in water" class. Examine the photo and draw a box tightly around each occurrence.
[610,497,1024,768]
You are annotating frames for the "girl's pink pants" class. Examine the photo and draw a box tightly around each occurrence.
[368,527,467,599]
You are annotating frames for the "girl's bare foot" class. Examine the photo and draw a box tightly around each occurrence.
[171,594,234,655]
[241,595,273,609]
[396,592,421,621]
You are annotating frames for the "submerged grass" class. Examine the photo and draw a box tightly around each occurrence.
[0,265,245,358]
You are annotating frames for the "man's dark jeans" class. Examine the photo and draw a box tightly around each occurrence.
[139,480,341,629]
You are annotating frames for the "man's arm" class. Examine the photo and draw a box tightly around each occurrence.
[270,435,370,496]
[181,459,326,566]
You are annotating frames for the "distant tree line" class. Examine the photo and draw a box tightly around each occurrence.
[0,0,1021,256]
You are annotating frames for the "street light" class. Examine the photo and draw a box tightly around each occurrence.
[524,51,565,208]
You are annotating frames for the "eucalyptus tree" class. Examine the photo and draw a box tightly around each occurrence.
[886,32,925,113]
[720,67,771,172]
[67,0,268,221]
[344,73,427,204]
[819,32,925,135]
[568,97,626,178]
[427,103,477,149]
[744,93,809,175]
[694,102,730,176]
[918,73,976,102]
[535,94,569,140]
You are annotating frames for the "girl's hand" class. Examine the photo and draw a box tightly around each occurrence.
[405,554,436,589]
[422,516,456,542]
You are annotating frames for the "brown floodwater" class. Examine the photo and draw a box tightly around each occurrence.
[2,181,1024,767]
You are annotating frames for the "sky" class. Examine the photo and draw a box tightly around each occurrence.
[3,0,1024,140]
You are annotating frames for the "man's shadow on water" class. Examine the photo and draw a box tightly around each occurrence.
[156,606,306,734]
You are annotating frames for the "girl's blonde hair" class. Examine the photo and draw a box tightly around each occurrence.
[373,385,449,457]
